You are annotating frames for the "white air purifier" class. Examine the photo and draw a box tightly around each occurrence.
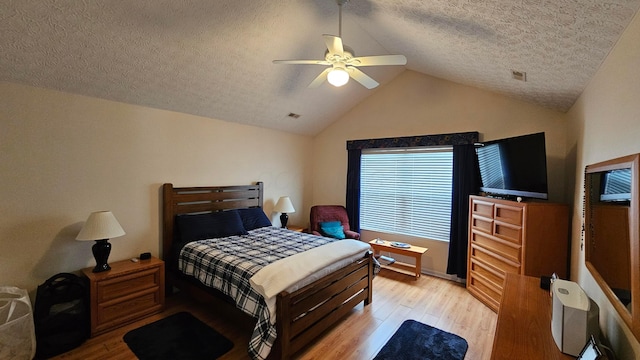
[551,279,600,356]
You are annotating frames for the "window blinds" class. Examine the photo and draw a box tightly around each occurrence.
[360,148,453,242]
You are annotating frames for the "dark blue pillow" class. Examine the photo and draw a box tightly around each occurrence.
[319,221,346,239]
[176,210,247,244]
[238,208,272,230]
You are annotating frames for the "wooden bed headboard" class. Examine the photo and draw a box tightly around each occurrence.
[161,182,264,265]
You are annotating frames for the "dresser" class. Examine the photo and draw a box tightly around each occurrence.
[467,195,568,312]
[82,257,165,336]
[491,273,573,359]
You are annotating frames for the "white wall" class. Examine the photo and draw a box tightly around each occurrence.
[311,70,568,278]
[566,10,640,359]
[0,82,313,293]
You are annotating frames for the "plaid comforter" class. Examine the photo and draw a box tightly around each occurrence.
[179,227,355,360]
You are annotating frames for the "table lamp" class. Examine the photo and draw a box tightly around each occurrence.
[274,196,295,228]
[76,211,125,272]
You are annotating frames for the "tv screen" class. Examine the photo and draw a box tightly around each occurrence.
[476,132,548,200]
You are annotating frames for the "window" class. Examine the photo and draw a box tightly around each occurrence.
[360,147,453,242]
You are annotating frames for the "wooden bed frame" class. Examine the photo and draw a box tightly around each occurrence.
[162,182,374,359]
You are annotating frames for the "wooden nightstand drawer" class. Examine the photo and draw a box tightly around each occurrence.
[96,288,162,332]
[82,257,165,336]
[97,268,161,302]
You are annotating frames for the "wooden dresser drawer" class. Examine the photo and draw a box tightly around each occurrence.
[469,258,504,292]
[470,244,521,275]
[471,215,493,234]
[494,204,523,226]
[471,231,521,264]
[493,222,522,245]
[467,273,501,312]
[471,200,494,218]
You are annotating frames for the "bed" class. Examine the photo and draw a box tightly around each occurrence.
[162,182,376,360]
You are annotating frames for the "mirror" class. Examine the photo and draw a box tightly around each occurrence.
[585,153,639,340]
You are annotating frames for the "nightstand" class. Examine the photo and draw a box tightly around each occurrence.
[81,256,165,336]
[286,225,305,233]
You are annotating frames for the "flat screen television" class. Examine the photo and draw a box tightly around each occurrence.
[476,132,549,200]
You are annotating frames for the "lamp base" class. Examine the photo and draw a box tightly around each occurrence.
[92,239,112,273]
[280,213,289,228]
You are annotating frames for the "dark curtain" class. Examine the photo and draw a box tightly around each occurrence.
[446,144,480,279]
[345,148,362,233]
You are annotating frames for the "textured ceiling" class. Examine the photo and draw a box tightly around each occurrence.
[2,0,639,135]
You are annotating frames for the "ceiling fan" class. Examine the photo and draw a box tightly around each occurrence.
[273,0,407,89]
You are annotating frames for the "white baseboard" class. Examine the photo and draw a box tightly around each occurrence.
[420,268,466,284]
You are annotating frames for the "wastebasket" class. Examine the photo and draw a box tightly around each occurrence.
[0,287,36,360]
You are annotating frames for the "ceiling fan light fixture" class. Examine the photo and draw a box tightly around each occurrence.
[327,67,349,87]
[272,0,405,90]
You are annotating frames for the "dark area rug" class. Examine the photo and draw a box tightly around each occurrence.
[373,319,468,360]
[123,311,233,360]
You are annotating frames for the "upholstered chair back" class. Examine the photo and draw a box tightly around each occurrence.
[309,205,360,240]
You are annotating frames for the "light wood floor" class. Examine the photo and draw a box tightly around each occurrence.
[53,270,497,360]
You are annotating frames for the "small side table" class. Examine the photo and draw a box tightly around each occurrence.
[286,225,305,233]
[369,239,428,279]
[82,256,165,336]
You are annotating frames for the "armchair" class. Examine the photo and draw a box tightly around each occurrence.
[309,205,360,240]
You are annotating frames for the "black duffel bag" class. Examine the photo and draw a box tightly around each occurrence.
[34,273,90,359]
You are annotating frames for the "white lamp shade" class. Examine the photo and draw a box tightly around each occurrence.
[274,196,295,213]
[327,67,349,87]
[76,211,125,241]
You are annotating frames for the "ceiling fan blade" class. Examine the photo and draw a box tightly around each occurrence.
[308,68,332,88]
[351,55,407,66]
[348,67,379,89]
[323,34,344,56]
[273,59,330,65]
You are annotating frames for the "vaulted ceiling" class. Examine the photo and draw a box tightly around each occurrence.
[2,1,639,135]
